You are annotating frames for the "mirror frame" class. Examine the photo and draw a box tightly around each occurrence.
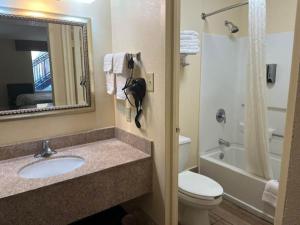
[0,7,95,121]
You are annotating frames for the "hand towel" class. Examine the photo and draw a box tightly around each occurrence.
[113,52,129,100]
[262,180,279,208]
[104,53,113,72]
[103,54,115,95]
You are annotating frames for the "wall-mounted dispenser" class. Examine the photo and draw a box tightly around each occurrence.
[267,64,277,85]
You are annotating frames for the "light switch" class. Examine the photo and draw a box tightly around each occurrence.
[146,73,154,92]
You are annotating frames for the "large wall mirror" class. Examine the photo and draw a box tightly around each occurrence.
[0,7,94,120]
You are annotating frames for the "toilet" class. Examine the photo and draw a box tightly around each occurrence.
[178,135,223,225]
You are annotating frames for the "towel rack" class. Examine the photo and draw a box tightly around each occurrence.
[127,52,141,61]
[272,133,284,138]
[180,54,190,67]
[180,52,199,67]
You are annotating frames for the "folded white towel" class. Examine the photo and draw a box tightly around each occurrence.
[180,31,200,55]
[180,47,200,54]
[181,30,199,37]
[262,180,279,208]
[265,180,279,195]
[180,39,200,45]
[180,43,200,49]
[105,73,115,95]
[103,54,115,95]
[180,34,199,40]
[113,52,129,100]
[116,75,128,100]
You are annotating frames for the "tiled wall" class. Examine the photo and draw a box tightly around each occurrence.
[199,33,240,153]
[200,32,294,159]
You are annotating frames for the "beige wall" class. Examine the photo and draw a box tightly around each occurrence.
[267,0,296,34]
[180,0,202,168]
[0,0,115,145]
[110,0,167,224]
[0,39,34,110]
[240,0,297,35]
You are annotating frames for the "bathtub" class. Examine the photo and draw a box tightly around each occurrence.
[200,145,281,222]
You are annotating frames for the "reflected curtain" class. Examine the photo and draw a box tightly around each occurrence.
[48,24,85,106]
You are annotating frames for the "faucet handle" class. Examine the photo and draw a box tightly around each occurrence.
[216,109,226,124]
[43,140,49,149]
[34,140,56,158]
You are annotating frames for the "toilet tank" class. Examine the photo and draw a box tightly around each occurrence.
[178,135,192,173]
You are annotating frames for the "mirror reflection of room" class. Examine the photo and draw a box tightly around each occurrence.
[0,18,87,111]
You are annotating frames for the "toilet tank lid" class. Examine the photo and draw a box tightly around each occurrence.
[179,135,191,145]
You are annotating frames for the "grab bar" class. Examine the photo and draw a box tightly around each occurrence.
[272,133,284,138]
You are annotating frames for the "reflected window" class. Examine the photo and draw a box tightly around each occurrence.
[31,51,52,92]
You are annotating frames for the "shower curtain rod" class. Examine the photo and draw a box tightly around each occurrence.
[201,2,249,20]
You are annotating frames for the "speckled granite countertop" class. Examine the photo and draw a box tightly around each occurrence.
[0,138,150,199]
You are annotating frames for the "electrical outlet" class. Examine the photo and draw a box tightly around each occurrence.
[146,73,154,92]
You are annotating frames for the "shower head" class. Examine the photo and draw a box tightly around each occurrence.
[225,20,239,33]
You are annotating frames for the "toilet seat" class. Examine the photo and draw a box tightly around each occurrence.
[178,171,223,201]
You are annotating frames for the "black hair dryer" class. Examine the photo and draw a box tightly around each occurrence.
[123,78,146,128]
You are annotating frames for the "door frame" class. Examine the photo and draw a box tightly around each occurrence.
[165,0,181,224]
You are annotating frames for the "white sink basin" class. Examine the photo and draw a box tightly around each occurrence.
[19,156,85,179]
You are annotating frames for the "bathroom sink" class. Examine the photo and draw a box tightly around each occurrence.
[19,156,85,179]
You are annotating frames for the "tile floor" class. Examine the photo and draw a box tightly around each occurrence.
[72,199,273,225]
[209,200,273,225]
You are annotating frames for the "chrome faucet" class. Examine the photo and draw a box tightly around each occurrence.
[218,138,230,147]
[34,140,57,158]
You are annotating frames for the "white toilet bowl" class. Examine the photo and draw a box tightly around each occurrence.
[178,171,223,225]
[178,136,223,225]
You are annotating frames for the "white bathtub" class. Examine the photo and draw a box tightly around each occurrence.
[200,145,281,222]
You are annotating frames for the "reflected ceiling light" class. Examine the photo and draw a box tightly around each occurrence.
[25,11,47,18]
[59,0,95,3]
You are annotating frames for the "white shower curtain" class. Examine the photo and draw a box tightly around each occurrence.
[245,0,273,179]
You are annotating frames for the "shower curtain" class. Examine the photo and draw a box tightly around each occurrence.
[245,0,273,179]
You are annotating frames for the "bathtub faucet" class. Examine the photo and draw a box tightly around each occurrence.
[218,138,230,147]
